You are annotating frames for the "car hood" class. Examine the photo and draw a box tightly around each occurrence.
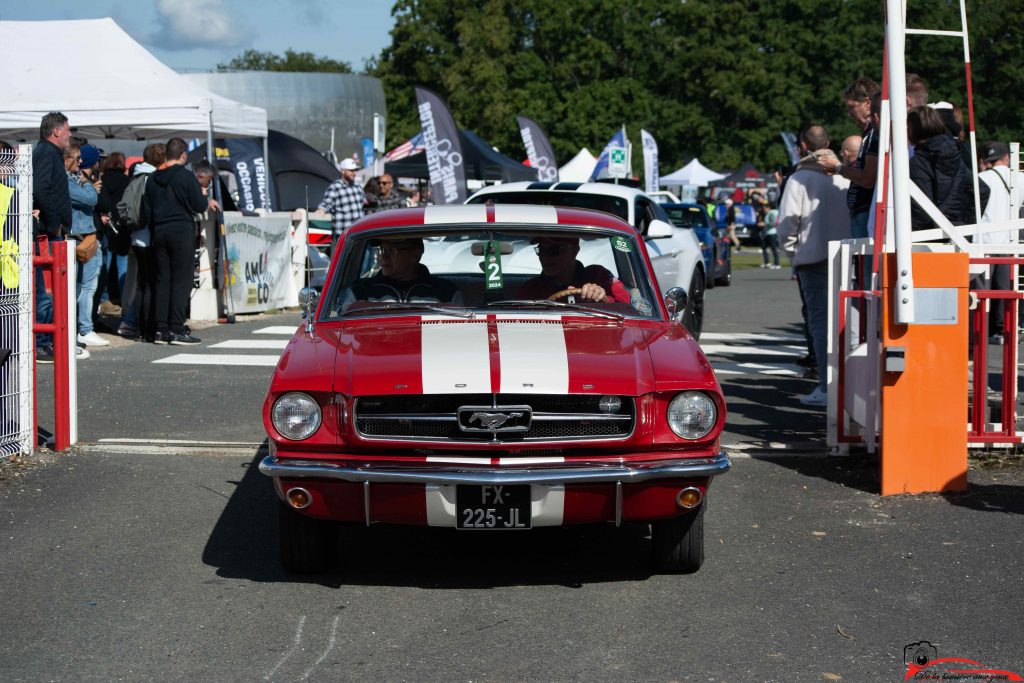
[311,316,662,397]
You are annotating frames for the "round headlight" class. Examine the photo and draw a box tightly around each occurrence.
[272,392,322,440]
[666,392,717,440]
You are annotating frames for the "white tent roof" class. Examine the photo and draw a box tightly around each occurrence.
[558,148,598,183]
[660,158,726,187]
[0,18,267,141]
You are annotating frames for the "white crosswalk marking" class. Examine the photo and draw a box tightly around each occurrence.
[152,325,295,367]
[154,354,282,366]
[209,339,289,350]
[254,326,299,335]
[701,332,807,378]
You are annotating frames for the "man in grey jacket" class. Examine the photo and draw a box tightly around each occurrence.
[777,124,851,407]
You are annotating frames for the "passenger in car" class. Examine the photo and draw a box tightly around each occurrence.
[343,237,462,308]
[518,237,631,303]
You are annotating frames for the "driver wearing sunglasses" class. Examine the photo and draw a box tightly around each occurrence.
[344,237,462,309]
[518,237,630,303]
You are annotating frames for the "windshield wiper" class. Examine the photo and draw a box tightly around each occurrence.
[486,299,624,321]
[345,303,477,319]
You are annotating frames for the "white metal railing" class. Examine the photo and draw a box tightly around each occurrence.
[0,144,35,457]
[828,142,1024,453]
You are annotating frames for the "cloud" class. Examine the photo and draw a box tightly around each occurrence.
[293,0,333,26]
[149,0,253,50]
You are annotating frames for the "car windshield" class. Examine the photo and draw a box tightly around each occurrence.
[322,227,660,320]
[467,191,629,222]
[664,205,707,230]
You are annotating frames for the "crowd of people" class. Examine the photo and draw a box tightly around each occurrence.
[24,112,219,363]
[17,90,1021,387]
[775,73,1021,407]
[20,111,430,364]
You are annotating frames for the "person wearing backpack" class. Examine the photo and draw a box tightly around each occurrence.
[116,143,164,341]
[141,138,210,345]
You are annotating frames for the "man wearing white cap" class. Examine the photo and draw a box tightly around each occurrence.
[978,141,1024,343]
[316,157,366,254]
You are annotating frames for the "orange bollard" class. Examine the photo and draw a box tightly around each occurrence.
[880,252,968,495]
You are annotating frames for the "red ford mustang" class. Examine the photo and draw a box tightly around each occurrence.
[260,204,730,574]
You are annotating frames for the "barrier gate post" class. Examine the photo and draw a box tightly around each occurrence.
[880,252,968,494]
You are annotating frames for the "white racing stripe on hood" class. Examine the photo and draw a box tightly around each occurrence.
[422,321,491,393]
[497,320,569,393]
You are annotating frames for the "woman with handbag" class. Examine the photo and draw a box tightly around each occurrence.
[65,142,106,349]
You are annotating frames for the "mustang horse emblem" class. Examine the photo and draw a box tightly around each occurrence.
[469,411,524,430]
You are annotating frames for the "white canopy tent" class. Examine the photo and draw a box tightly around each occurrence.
[0,18,267,141]
[660,158,726,187]
[558,148,598,183]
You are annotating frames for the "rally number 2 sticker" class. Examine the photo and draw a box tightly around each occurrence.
[485,240,504,290]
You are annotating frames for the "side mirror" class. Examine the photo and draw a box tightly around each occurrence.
[646,219,674,239]
[299,287,320,321]
[665,287,688,321]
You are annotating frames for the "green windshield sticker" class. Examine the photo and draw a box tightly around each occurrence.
[613,236,632,253]
[485,239,505,290]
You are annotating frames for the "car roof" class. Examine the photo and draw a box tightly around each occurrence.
[661,202,706,210]
[345,204,637,237]
[469,180,653,201]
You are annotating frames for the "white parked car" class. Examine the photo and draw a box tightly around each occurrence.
[467,181,707,338]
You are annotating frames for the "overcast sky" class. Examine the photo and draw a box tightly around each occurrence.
[0,0,395,72]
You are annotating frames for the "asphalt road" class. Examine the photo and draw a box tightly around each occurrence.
[5,262,1024,682]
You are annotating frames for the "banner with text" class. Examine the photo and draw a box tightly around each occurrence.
[415,86,467,204]
[641,129,659,194]
[222,213,297,313]
[516,115,556,182]
[224,139,275,212]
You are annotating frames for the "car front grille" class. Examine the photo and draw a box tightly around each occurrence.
[354,394,635,442]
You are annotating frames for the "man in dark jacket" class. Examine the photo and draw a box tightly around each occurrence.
[32,112,72,239]
[141,137,210,345]
[31,112,73,362]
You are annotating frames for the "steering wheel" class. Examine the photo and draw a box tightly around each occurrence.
[547,287,612,304]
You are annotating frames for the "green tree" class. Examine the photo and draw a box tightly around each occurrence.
[218,48,353,74]
[369,0,1024,173]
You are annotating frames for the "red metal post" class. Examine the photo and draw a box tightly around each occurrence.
[970,296,987,438]
[31,240,72,452]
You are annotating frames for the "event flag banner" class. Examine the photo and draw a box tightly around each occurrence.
[360,137,376,168]
[384,132,425,161]
[223,213,296,314]
[415,86,467,204]
[516,115,557,182]
[640,129,659,194]
[221,139,275,212]
[589,128,628,181]
[780,132,801,166]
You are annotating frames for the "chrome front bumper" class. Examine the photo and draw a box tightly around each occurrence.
[258,452,731,486]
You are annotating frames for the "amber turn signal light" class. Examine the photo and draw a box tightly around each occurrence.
[286,487,312,509]
[675,487,703,509]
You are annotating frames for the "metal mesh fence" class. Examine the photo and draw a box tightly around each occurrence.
[0,144,34,458]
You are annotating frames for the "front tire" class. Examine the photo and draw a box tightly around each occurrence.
[651,504,705,573]
[278,501,333,574]
[683,269,705,340]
